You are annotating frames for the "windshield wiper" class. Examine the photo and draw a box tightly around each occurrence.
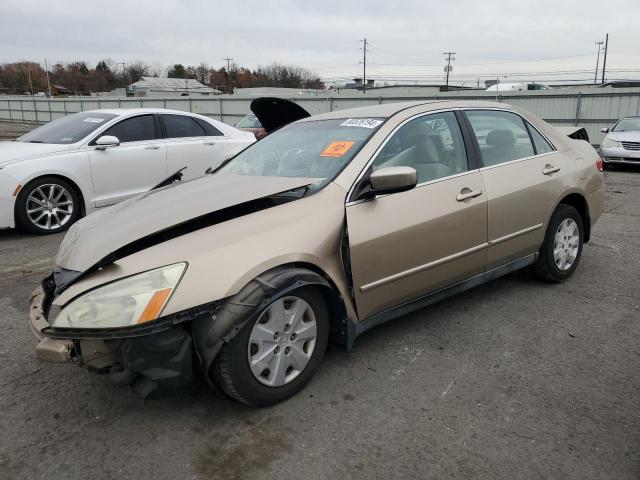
[28,140,44,143]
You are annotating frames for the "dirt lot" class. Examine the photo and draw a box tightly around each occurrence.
[0,122,35,140]
[0,157,638,478]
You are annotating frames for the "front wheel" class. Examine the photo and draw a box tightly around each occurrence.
[15,176,80,234]
[532,204,584,282]
[212,287,329,406]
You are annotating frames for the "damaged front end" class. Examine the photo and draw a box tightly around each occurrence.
[30,269,223,398]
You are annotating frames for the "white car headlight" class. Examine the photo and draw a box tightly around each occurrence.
[51,262,187,329]
[602,137,621,148]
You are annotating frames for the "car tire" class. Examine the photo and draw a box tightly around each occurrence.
[15,176,81,235]
[212,286,329,406]
[532,204,584,283]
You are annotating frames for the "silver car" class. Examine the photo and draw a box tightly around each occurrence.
[600,117,640,168]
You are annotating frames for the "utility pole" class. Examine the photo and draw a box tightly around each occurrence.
[443,51,455,92]
[119,62,127,88]
[601,33,609,84]
[360,38,368,94]
[223,57,233,94]
[27,67,34,94]
[594,41,603,84]
[44,58,52,97]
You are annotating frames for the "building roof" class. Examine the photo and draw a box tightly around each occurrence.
[129,77,221,94]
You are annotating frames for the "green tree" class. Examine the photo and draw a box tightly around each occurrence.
[167,64,187,78]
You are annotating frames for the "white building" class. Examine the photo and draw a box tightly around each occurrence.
[129,77,222,97]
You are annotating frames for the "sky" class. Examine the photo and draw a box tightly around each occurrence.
[2,0,639,86]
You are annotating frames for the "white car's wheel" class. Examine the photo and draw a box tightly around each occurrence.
[15,177,81,235]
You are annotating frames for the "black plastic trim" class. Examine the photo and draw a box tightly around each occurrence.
[454,109,481,171]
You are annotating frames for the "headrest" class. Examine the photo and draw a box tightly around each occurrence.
[486,129,516,148]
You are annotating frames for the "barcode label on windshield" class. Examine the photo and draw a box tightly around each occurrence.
[340,118,383,129]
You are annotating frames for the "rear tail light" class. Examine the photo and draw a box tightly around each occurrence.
[596,157,603,172]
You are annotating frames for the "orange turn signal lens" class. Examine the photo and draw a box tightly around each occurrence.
[12,184,22,197]
[137,288,173,324]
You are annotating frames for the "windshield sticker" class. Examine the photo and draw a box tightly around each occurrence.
[320,141,355,158]
[83,117,106,123]
[340,118,383,129]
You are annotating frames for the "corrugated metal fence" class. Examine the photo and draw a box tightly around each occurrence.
[1,88,639,145]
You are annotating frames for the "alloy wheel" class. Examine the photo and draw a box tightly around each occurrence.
[26,183,74,231]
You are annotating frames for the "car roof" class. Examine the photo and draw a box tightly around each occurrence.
[300,99,518,122]
[79,108,206,117]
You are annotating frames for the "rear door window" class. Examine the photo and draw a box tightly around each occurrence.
[101,115,156,143]
[194,118,223,136]
[465,110,535,167]
[162,114,207,138]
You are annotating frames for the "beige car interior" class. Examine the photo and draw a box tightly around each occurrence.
[373,112,468,183]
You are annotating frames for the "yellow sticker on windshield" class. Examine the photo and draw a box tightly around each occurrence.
[320,141,354,158]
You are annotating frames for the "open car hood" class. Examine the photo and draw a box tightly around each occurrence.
[55,174,313,274]
[250,97,311,133]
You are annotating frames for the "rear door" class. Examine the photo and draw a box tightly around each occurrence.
[160,114,225,178]
[346,110,488,319]
[462,109,564,268]
[87,114,167,207]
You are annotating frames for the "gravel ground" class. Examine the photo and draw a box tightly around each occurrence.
[0,122,35,140]
[0,157,638,478]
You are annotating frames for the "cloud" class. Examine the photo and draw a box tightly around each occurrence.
[1,0,638,84]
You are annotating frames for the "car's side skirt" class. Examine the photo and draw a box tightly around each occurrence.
[348,253,538,346]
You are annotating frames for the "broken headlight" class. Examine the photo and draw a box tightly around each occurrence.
[51,263,187,329]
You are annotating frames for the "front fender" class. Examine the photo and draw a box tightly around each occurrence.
[191,266,338,379]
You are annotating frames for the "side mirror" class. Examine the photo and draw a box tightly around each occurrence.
[369,166,418,196]
[600,127,609,134]
[95,135,120,150]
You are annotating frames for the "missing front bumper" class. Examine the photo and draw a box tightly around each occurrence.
[30,287,76,363]
[29,286,195,397]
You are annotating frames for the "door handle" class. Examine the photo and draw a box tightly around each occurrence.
[202,141,217,146]
[145,145,160,150]
[456,189,483,202]
[542,164,560,175]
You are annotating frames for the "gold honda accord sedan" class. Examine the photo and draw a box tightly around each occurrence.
[30,99,604,405]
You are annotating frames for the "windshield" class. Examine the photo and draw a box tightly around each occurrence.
[236,114,262,129]
[218,118,385,183]
[17,111,118,144]
[612,118,640,132]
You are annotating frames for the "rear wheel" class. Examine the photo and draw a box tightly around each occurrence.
[15,176,80,234]
[532,204,584,282]
[212,287,329,406]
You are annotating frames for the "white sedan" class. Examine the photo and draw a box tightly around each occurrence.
[0,109,255,234]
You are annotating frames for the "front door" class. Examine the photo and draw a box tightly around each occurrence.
[87,114,167,206]
[346,111,488,319]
